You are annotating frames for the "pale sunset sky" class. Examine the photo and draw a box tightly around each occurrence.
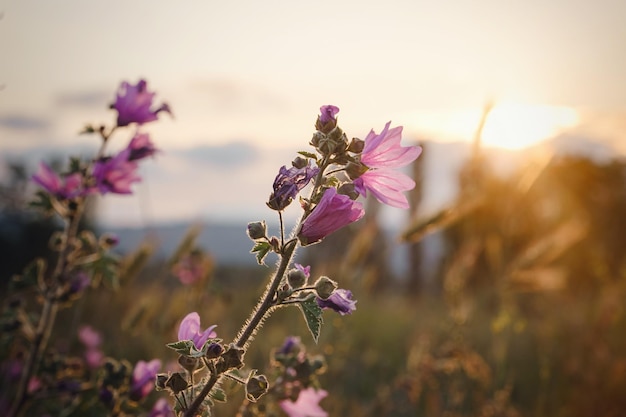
[1,0,625,226]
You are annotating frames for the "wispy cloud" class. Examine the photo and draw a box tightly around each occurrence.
[0,114,50,131]
[55,90,112,109]
[172,141,259,168]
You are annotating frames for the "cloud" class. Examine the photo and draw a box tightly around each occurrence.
[0,114,50,131]
[55,90,112,108]
[172,142,260,168]
[186,77,290,114]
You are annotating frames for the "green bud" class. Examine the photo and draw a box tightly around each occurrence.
[247,221,267,241]
[314,276,337,300]
[345,162,367,180]
[178,355,200,373]
[348,137,365,153]
[287,268,307,289]
[292,156,308,169]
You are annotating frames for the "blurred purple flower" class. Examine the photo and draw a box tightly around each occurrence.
[130,359,162,401]
[149,398,174,417]
[78,325,102,349]
[92,149,141,195]
[127,132,158,161]
[178,312,217,350]
[112,79,171,127]
[171,252,210,285]
[267,164,320,211]
[353,121,422,209]
[277,336,301,355]
[68,271,90,295]
[316,288,357,315]
[280,388,328,417]
[298,187,364,246]
[78,325,103,368]
[32,162,86,200]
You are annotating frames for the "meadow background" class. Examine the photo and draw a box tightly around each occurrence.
[1,1,626,416]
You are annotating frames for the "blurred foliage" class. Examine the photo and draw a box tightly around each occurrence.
[2,148,626,416]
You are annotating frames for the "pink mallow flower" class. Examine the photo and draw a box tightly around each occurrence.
[32,162,86,200]
[127,132,159,161]
[178,312,217,350]
[112,79,171,127]
[316,288,357,315]
[130,359,161,401]
[78,325,104,368]
[280,388,328,417]
[149,398,174,417]
[298,187,364,246]
[92,149,141,195]
[353,121,422,209]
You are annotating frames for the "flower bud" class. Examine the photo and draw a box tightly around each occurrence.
[178,355,200,373]
[99,233,119,250]
[165,372,189,394]
[337,183,359,200]
[345,162,367,180]
[246,372,269,402]
[206,342,224,359]
[155,373,169,390]
[287,268,307,289]
[292,156,309,169]
[314,276,337,300]
[348,137,365,153]
[247,221,267,240]
[219,344,244,371]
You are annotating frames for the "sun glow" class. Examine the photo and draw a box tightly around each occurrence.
[480,102,579,150]
[404,102,579,151]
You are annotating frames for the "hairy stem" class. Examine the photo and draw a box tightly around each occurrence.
[7,203,84,417]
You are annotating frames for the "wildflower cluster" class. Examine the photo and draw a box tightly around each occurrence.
[163,104,421,416]
[1,79,170,417]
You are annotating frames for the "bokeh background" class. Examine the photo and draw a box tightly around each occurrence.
[2,1,626,416]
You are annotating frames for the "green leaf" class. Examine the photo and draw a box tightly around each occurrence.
[298,297,323,343]
[250,241,271,265]
[166,340,197,356]
[11,258,46,291]
[210,387,227,403]
[297,151,318,160]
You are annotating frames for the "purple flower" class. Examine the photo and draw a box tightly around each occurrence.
[130,359,161,401]
[32,162,86,200]
[267,164,320,211]
[112,79,171,127]
[177,312,217,350]
[319,105,339,125]
[127,132,158,161]
[298,187,364,246]
[280,388,328,417]
[92,150,141,195]
[78,325,103,368]
[353,121,422,209]
[68,271,91,294]
[316,288,357,315]
[277,336,301,355]
[149,398,174,417]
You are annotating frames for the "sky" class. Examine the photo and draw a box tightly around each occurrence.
[1,0,625,227]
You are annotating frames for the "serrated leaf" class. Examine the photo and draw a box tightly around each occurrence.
[297,151,318,160]
[210,387,227,403]
[298,297,323,343]
[166,340,197,356]
[250,241,271,265]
